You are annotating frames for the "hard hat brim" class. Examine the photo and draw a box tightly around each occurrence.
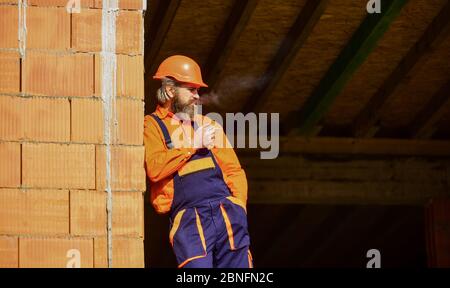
[153,74,208,88]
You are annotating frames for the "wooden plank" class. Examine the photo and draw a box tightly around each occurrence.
[425,198,450,267]
[353,1,450,137]
[143,0,181,75]
[241,157,447,184]
[285,0,408,136]
[242,0,329,113]
[409,80,450,139]
[239,136,450,156]
[203,0,258,91]
[248,180,448,205]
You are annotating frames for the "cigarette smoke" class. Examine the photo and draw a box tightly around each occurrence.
[199,75,261,109]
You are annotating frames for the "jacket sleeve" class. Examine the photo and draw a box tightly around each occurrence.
[212,127,248,206]
[144,116,196,182]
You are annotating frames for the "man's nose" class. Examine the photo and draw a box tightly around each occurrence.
[192,91,200,100]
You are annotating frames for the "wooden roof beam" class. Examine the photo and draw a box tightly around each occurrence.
[285,0,408,136]
[203,0,259,92]
[144,0,181,75]
[248,179,449,205]
[242,0,329,114]
[409,80,450,139]
[352,1,450,138]
[239,136,450,157]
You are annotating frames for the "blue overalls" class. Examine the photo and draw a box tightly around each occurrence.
[150,114,253,268]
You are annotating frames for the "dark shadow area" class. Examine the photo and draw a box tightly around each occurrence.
[144,202,426,268]
[144,201,177,267]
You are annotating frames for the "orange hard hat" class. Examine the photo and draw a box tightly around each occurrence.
[153,55,208,88]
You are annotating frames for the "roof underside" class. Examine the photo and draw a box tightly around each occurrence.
[143,0,449,267]
[144,0,450,140]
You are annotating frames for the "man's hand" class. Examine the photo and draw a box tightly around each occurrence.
[194,124,216,149]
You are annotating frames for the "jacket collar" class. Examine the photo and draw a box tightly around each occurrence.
[155,105,174,119]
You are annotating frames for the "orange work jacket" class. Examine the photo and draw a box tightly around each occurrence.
[143,105,248,214]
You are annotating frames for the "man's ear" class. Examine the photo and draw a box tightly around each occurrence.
[165,85,176,99]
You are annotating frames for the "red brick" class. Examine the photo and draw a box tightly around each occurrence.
[0,236,18,268]
[72,8,101,52]
[117,55,144,99]
[27,7,70,50]
[94,237,144,268]
[23,52,94,97]
[0,142,20,188]
[93,237,106,267]
[94,54,101,96]
[94,0,145,10]
[70,190,106,236]
[22,143,95,189]
[116,10,143,54]
[71,98,104,143]
[19,237,94,268]
[96,145,146,191]
[120,0,145,10]
[0,189,69,235]
[28,0,92,7]
[0,6,18,48]
[114,238,144,268]
[113,192,144,237]
[0,96,70,145]
[23,97,70,142]
[95,54,145,99]
[0,52,20,94]
[114,98,144,145]
[0,96,24,140]
[73,10,143,55]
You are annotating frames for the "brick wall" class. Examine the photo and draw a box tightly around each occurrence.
[0,1,146,268]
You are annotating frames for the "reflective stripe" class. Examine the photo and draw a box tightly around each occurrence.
[178,254,207,268]
[195,208,207,252]
[220,204,235,250]
[169,209,186,247]
[178,157,215,177]
[248,250,253,268]
[226,196,247,213]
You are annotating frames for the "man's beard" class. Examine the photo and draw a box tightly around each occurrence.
[172,93,195,120]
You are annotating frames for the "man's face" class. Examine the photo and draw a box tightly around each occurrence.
[171,83,200,119]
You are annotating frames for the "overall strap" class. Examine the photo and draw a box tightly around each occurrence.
[150,114,174,149]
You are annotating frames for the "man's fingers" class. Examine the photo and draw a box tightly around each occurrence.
[198,124,212,130]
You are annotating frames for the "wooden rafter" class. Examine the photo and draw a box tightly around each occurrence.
[239,136,450,157]
[409,80,450,139]
[248,179,449,205]
[285,0,408,136]
[144,0,181,75]
[352,1,450,137]
[203,0,259,91]
[242,0,329,113]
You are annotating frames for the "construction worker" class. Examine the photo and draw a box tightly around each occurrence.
[144,55,253,268]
